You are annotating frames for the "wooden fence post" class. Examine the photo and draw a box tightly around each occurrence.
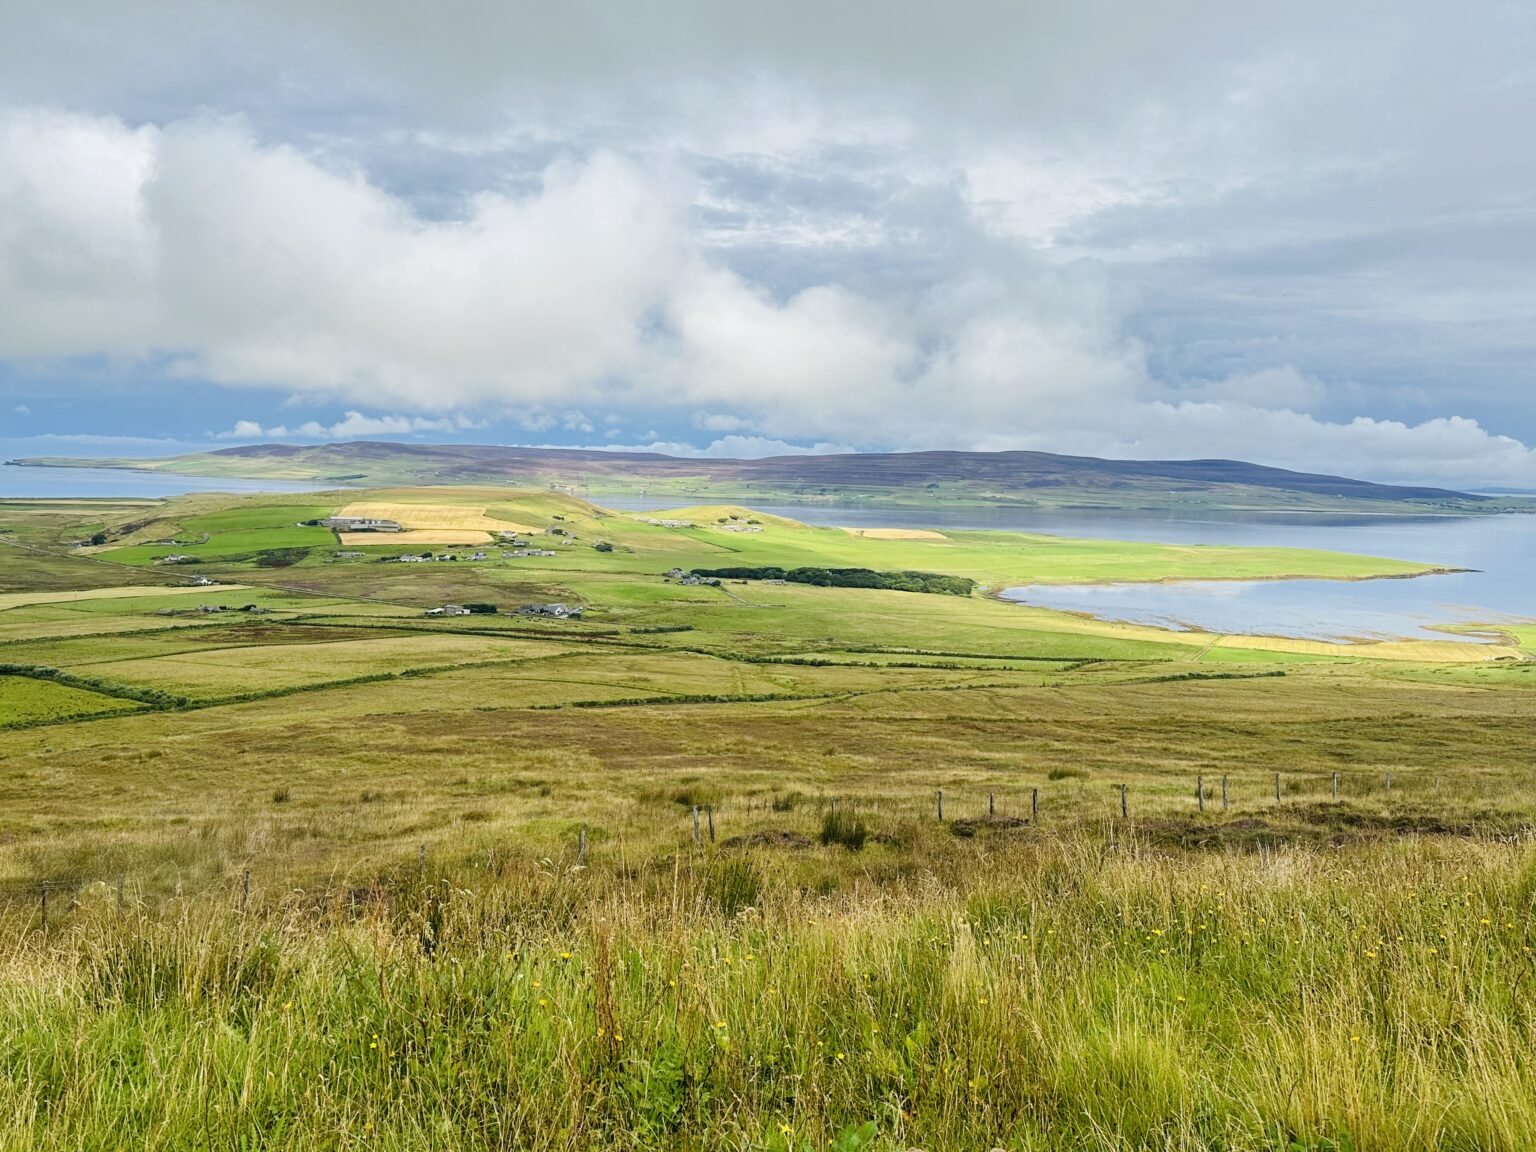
[1197,774,1205,813]
[578,825,587,864]
[1031,787,1039,824]
[1332,772,1340,800]
[1384,771,1392,792]
[1221,775,1229,812]
[706,806,716,844]
[39,884,47,928]
[936,790,944,822]
[1274,773,1282,803]
[692,805,702,846]
[1119,783,1128,819]
[242,868,250,912]
[988,792,995,818]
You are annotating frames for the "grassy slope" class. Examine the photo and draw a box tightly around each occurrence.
[1,493,1534,1149]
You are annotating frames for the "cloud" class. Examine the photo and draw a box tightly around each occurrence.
[12,404,28,415]
[217,410,483,440]
[3,0,1536,499]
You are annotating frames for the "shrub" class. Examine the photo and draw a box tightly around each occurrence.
[271,787,291,804]
[820,807,868,851]
[1048,766,1088,781]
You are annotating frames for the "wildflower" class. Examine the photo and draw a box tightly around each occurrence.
[779,1123,793,1136]
[538,998,548,1006]
[835,1052,845,1062]
[561,951,571,960]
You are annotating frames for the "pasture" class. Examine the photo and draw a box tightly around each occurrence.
[1,489,1534,1150]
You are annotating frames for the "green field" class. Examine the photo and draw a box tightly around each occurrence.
[1,489,1533,1150]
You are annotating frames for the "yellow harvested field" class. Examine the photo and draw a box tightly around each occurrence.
[339,529,494,546]
[336,501,538,534]
[840,527,948,540]
[0,584,249,611]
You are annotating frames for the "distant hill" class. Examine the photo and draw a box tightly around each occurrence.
[9,441,1504,513]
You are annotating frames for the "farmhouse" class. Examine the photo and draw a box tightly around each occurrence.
[425,604,472,617]
[505,548,557,558]
[516,603,584,619]
[321,516,402,532]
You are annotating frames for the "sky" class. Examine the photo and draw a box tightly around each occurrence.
[1,1,1533,487]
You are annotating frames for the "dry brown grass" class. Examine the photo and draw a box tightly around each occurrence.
[839,527,948,540]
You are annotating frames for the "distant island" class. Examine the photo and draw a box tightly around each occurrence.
[10,441,1528,515]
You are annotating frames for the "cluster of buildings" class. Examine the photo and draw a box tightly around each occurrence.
[517,603,583,618]
[665,568,720,586]
[639,517,695,529]
[422,602,584,619]
[320,516,401,532]
[504,548,557,558]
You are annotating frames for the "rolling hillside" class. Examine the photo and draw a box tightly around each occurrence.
[9,441,1506,513]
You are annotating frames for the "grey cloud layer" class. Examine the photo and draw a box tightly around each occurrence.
[0,2,1532,484]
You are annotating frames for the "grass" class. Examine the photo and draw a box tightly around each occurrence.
[0,489,1532,1149]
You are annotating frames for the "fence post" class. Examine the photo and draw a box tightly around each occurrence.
[242,868,250,912]
[936,790,944,822]
[988,792,995,818]
[1221,775,1229,812]
[39,884,47,928]
[1030,787,1039,824]
[1331,772,1340,800]
[578,825,587,864]
[1119,783,1128,819]
[692,805,702,846]
[418,842,426,872]
[1384,771,1392,792]
[1197,773,1205,813]
[706,806,716,844]
[1275,773,1282,803]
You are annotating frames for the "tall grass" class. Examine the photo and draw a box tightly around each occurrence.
[3,834,1534,1150]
